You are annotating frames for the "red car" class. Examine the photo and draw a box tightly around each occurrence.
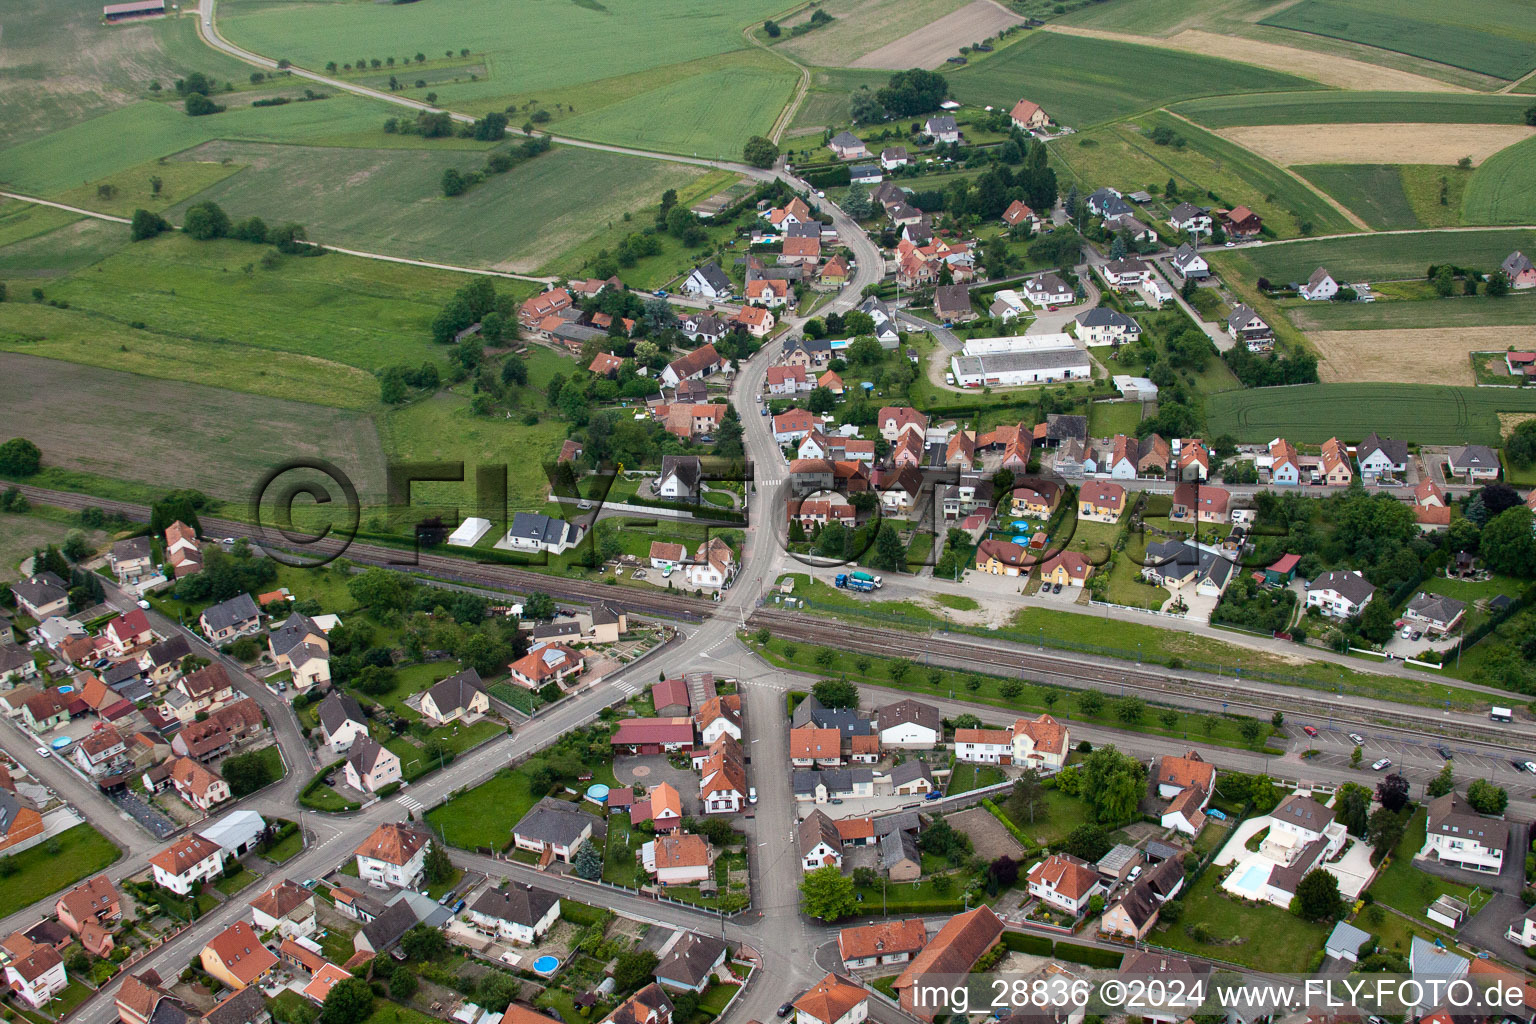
[1302,725,1318,737]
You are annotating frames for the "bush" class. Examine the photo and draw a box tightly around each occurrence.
[184,93,226,116]
[1053,942,1123,969]
[1000,931,1053,955]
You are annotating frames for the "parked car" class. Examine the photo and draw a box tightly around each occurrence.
[34,747,50,758]
[1436,745,1453,760]
[1348,733,1364,745]
[925,790,944,800]
[1302,725,1318,737]
[778,1004,794,1018]
[1127,865,1142,882]
[1400,627,1412,639]
[137,599,151,610]
[748,787,758,804]
[1372,758,1392,771]
[577,500,592,510]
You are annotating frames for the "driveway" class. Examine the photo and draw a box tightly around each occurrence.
[1460,893,1529,963]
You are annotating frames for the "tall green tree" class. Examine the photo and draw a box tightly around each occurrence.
[800,865,859,921]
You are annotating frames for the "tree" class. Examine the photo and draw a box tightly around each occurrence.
[1368,806,1407,854]
[1292,868,1343,921]
[842,182,873,220]
[1076,745,1144,823]
[800,864,858,920]
[988,854,1019,889]
[221,750,276,796]
[389,969,418,1000]
[319,977,374,1024]
[422,840,453,884]
[613,949,660,990]
[472,111,508,140]
[1480,507,1536,577]
[1487,270,1510,297]
[1336,782,1370,838]
[182,201,230,240]
[1376,772,1409,813]
[1427,762,1455,798]
[850,89,884,124]
[442,167,468,196]
[400,923,446,961]
[184,92,225,116]
[571,840,602,880]
[1505,419,1536,467]
[870,523,905,572]
[876,68,949,117]
[130,208,171,241]
[813,678,858,708]
[348,567,414,611]
[743,135,779,169]
[1467,778,1509,815]
[1433,264,1455,297]
[1064,823,1111,862]
[763,17,780,35]
[0,438,41,477]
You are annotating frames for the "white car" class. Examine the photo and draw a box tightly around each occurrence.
[1400,627,1412,639]
[748,787,758,804]
[1371,757,1392,771]
[35,747,50,758]
[137,599,151,610]
[1348,733,1364,745]
[1524,761,1536,774]
[1127,865,1142,882]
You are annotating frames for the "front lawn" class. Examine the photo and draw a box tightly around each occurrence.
[426,766,543,851]
[1151,864,1328,971]
[603,811,643,888]
[260,825,305,864]
[1367,807,1493,923]
[0,824,120,919]
[948,763,1005,794]
[215,867,260,896]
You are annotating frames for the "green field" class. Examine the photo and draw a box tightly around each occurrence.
[1223,228,1536,283]
[0,0,256,149]
[946,32,1319,129]
[1051,113,1352,238]
[1293,164,1472,231]
[0,824,120,920]
[1173,91,1536,128]
[41,232,468,376]
[1206,382,1536,445]
[0,216,130,280]
[0,351,388,505]
[0,95,402,196]
[1285,291,1536,331]
[554,64,798,160]
[219,0,785,112]
[1259,0,1536,81]
[159,141,704,272]
[1463,136,1536,226]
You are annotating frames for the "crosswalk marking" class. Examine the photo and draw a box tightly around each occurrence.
[397,794,424,814]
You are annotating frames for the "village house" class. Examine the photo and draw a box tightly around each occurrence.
[792,768,875,803]
[1299,266,1339,301]
[355,822,431,888]
[876,698,942,749]
[420,667,490,722]
[829,131,867,160]
[1039,551,1092,589]
[200,920,278,991]
[250,879,317,940]
[1502,251,1536,289]
[1028,853,1104,915]
[1155,750,1216,835]
[1267,437,1301,485]
[509,643,586,691]
[895,907,1003,1021]
[149,834,225,895]
[1404,592,1466,634]
[661,344,726,388]
[733,305,776,338]
[344,736,402,794]
[1220,205,1262,238]
[682,262,733,301]
[1170,482,1230,524]
[1074,307,1141,346]
[513,800,594,864]
[10,574,69,621]
[199,593,262,644]
[1226,305,1273,351]
[768,365,817,396]
[611,717,694,754]
[1168,243,1209,280]
[163,520,203,578]
[799,810,843,871]
[791,726,844,768]
[1078,481,1126,523]
[974,538,1029,576]
[1,933,66,1009]
[1001,200,1039,232]
[1009,98,1050,130]
[1447,444,1500,481]
[467,883,562,945]
[55,875,121,954]
[519,288,573,330]
[109,537,154,584]
[645,832,714,885]
[1306,570,1375,618]
[1356,432,1409,481]
[1421,792,1507,873]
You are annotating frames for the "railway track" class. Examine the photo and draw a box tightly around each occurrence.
[17,485,717,622]
[748,609,1536,751]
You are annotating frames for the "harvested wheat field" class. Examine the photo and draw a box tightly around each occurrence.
[777,0,972,67]
[1041,25,1468,92]
[851,0,1024,69]
[1219,123,1536,166]
[1312,326,1536,385]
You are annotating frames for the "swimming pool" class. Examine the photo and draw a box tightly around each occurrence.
[532,955,559,975]
[1230,863,1268,896]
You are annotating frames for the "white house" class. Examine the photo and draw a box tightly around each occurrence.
[838,919,927,971]
[1168,243,1208,280]
[344,737,403,794]
[682,262,732,300]
[354,823,430,890]
[1167,203,1212,235]
[799,811,844,872]
[1074,307,1140,346]
[953,727,1012,764]
[1026,854,1104,915]
[657,455,702,500]
[1356,433,1408,481]
[502,511,582,554]
[149,835,226,896]
[923,115,960,144]
[3,939,66,1009]
[875,699,941,749]
[1306,570,1375,618]
[1023,273,1074,307]
[1011,714,1069,770]
[1299,267,1339,301]
[1420,792,1507,873]
[794,973,869,1024]
[466,884,561,945]
[250,880,318,941]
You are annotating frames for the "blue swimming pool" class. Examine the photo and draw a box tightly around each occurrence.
[532,955,559,975]
[1231,863,1267,895]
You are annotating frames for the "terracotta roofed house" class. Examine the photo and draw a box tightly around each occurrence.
[795,973,869,1024]
[838,918,928,970]
[149,834,226,895]
[200,920,278,990]
[354,822,431,889]
[895,906,1004,1020]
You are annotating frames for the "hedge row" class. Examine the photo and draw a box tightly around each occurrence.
[998,932,1122,968]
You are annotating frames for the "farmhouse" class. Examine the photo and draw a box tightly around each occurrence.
[1501,251,1535,289]
[1299,267,1338,301]
[1009,98,1050,130]
[895,907,1004,1020]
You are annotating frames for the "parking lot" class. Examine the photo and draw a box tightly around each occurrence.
[1288,720,1536,797]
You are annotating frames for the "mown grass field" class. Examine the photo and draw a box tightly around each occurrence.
[1205,382,1536,445]
[160,141,702,272]
[1223,228,1536,283]
[219,0,784,108]
[0,0,256,149]
[555,64,798,161]
[0,217,129,278]
[946,31,1318,128]
[0,824,120,921]
[1258,0,1536,81]
[0,351,388,505]
[1463,136,1536,226]
[1172,91,1536,128]
[0,95,402,196]
[42,233,468,375]
[0,201,81,249]
[1285,292,1536,331]
[1293,164,1469,230]
[1051,113,1353,238]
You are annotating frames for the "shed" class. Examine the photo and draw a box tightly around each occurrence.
[1324,920,1371,963]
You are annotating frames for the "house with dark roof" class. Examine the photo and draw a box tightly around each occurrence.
[1405,592,1466,634]
[829,132,867,159]
[420,667,488,724]
[1421,792,1507,873]
[1447,444,1500,481]
[467,883,561,944]
[933,284,975,323]
[199,593,261,643]
[344,736,402,794]
[503,511,583,555]
[1356,432,1409,481]
[1306,570,1375,618]
[798,809,843,871]
[10,575,68,621]
[513,800,594,863]
[316,693,369,751]
[654,933,728,993]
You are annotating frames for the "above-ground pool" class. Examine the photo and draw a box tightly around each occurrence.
[58,685,74,694]
[532,955,559,975]
[585,783,610,805]
[1230,863,1268,896]
[50,737,72,750]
